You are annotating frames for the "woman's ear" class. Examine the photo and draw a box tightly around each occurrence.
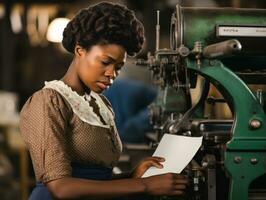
[74,45,85,57]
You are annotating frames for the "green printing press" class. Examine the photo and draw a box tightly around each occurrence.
[138,4,266,200]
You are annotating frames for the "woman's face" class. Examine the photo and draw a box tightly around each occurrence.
[76,44,126,93]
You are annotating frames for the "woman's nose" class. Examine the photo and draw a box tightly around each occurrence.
[105,65,117,79]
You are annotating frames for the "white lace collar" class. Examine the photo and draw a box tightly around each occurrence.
[43,80,115,129]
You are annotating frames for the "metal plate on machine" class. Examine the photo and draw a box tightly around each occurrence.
[217,25,266,37]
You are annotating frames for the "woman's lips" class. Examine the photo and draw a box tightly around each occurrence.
[96,82,111,90]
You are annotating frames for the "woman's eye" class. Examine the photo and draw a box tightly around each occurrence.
[101,61,111,65]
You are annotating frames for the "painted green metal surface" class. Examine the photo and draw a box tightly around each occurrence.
[172,6,266,69]
[179,7,266,48]
[225,152,266,200]
[186,59,266,200]
[183,8,266,49]
[187,59,266,150]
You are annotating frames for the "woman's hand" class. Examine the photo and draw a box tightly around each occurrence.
[142,173,188,196]
[132,156,165,178]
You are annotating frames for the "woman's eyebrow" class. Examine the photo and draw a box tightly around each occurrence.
[105,55,116,60]
[104,55,125,65]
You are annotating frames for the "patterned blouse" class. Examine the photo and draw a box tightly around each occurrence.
[20,80,122,183]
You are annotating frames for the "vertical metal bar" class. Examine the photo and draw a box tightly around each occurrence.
[207,168,216,200]
[156,10,160,51]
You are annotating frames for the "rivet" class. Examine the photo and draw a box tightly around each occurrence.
[250,158,258,165]
[249,119,261,129]
[234,156,242,164]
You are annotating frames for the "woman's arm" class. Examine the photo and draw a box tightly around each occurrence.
[46,176,145,199]
[46,173,188,200]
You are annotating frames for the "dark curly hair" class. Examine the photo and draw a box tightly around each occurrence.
[62,1,145,56]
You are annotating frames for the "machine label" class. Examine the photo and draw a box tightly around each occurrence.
[217,26,266,37]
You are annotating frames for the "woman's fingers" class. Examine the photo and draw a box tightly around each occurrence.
[147,160,164,168]
[132,157,165,178]
[150,156,165,162]
[170,190,185,196]
[143,157,165,168]
[139,160,163,170]
[172,174,188,196]
[174,184,186,190]
[139,157,165,169]
[175,178,189,185]
[174,175,189,187]
[143,156,165,162]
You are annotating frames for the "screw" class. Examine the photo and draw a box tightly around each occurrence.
[250,158,258,165]
[234,156,242,164]
[199,124,205,132]
[202,162,208,168]
[249,119,261,129]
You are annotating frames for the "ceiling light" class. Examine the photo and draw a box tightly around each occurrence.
[46,17,70,43]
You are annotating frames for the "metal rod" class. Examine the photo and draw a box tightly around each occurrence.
[156,10,160,51]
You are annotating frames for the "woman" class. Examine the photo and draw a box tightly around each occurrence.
[20,2,188,199]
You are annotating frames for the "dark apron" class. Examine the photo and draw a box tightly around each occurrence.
[29,162,113,200]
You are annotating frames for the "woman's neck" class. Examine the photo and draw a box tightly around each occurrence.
[61,60,90,96]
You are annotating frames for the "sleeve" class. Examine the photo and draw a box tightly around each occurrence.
[19,89,72,183]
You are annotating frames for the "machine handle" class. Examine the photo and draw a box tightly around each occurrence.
[203,39,242,59]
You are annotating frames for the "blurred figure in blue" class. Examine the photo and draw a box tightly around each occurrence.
[103,78,156,143]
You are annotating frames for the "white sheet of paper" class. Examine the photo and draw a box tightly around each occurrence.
[142,134,203,178]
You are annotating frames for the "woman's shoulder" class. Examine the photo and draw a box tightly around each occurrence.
[33,87,63,99]
[28,88,68,105]
[21,87,72,116]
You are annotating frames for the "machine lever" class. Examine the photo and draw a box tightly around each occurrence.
[203,39,242,59]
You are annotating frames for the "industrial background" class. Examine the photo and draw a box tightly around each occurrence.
[0,0,266,200]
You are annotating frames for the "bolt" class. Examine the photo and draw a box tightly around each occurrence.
[179,45,190,57]
[249,119,261,129]
[250,158,258,165]
[234,156,242,164]
[202,162,208,168]
[199,124,205,132]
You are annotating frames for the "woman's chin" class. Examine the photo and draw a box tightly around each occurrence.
[92,87,105,94]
